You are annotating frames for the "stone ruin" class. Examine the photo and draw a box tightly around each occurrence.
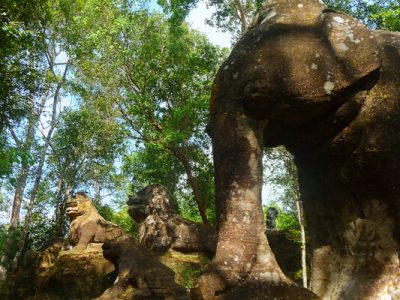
[97,184,221,299]
[127,184,217,291]
[98,235,189,300]
[8,192,124,299]
[198,0,400,299]
[6,0,400,298]
[8,192,191,300]
[266,207,279,230]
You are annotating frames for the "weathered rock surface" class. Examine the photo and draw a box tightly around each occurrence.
[9,189,212,300]
[6,237,65,299]
[267,230,304,285]
[200,0,400,299]
[7,193,125,300]
[8,239,116,300]
[98,235,189,300]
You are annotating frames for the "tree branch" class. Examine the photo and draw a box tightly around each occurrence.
[8,127,22,147]
[234,0,248,33]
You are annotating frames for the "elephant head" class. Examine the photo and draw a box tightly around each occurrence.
[208,0,381,142]
[198,0,400,299]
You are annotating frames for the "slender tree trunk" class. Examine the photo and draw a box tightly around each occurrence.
[0,73,46,282]
[234,0,248,33]
[54,184,70,237]
[53,178,64,236]
[9,89,49,227]
[12,152,48,270]
[9,120,36,228]
[281,149,308,288]
[11,61,69,271]
[94,181,101,207]
[10,169,29,228]
[178,154,209,224]
[0,93,48,280]
[296,199,308,288]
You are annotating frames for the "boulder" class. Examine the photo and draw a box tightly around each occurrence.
[8,193,124,300]
[97,235,189,300]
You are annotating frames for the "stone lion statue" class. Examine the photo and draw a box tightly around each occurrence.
[9,193,125,299]
[98,235,189,300]
[127,184,216,255]
[64,192,125,250]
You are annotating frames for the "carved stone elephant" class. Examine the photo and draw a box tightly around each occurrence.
[197,0,400,299]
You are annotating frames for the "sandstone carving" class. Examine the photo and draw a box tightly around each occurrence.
[266,230,304,285]
[266,207,279,230]
[9,238,116,300]
[128,184,216,255]
[8,193,126,300]
[64,192,125,250]
[7,237,65,299]
[197,0,400,299]
[98,235,189,300]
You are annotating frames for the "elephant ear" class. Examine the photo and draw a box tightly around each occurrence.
[320,10,381,93]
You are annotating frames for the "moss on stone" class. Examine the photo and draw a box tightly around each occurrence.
[159,249,211,289]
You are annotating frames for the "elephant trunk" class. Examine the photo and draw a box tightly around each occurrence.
[196,113,292,298]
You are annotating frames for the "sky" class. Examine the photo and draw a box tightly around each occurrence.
[147,0,232,48]
[185,2,279,205]
[186,2,232,48]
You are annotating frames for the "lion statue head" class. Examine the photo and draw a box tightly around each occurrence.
[65,192,94,220]
[127,184,176,223]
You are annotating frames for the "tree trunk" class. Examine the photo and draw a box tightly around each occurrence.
[178,153,209,224]
[53,178,64,236]
[9,124,35,227]
[0,94,48,280]
[284,150,308,288]
[13,104,61,269]
[296,199,308,288]
[12,149,48,270]
[234,0,248,33]
[54,185,71,237]
[9,89,49,227]
[94,181,101,207]
[11,61,69,271]
[10,168,29,228]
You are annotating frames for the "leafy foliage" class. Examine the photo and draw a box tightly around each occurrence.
[0,0,50,129]
[97,204,137,236]
[48,107,125,191]
[181,265,203,289]
[205,0,263,37]
[66,3,226,223]
[158,0,264,39]
[0,225,22,270]
[325,0,400,30]
[0,137,19,179]
[264,204,300,233]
